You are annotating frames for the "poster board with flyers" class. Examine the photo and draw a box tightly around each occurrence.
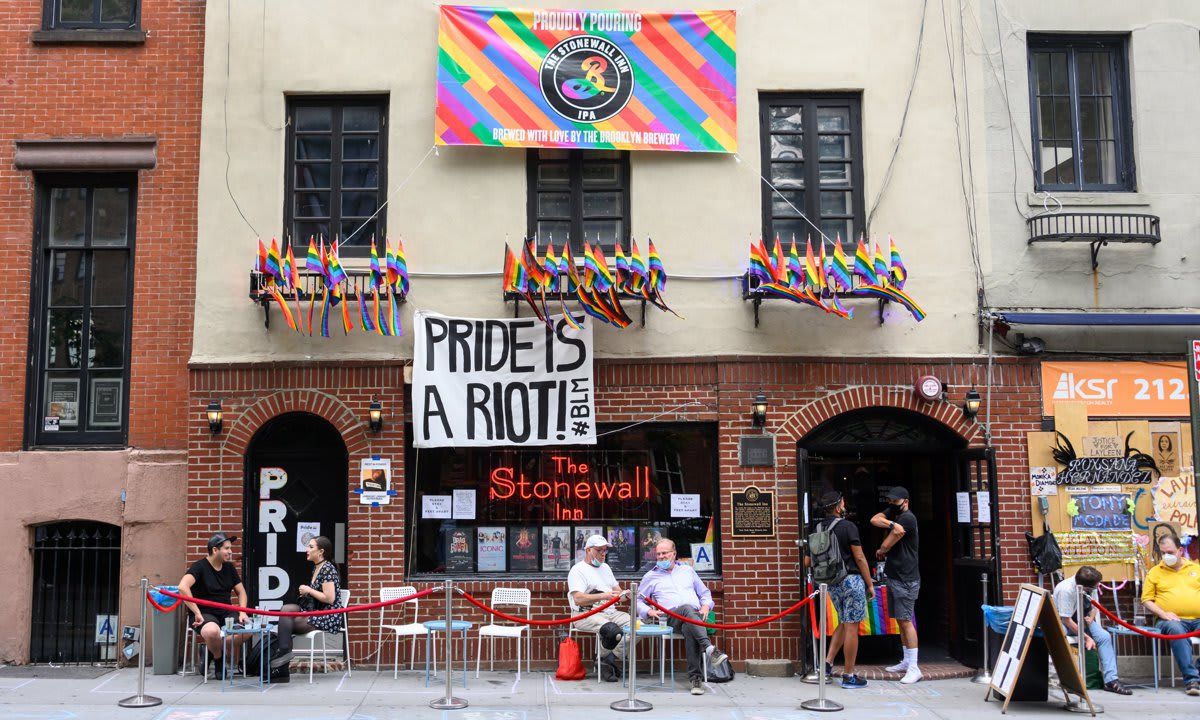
[1027,401,1196,581]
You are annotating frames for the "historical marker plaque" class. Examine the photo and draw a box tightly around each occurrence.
[731,485,775,537]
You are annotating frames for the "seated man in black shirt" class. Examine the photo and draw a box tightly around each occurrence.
[178,532,251,677]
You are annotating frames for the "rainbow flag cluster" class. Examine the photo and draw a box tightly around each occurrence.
[503,237,680,329]
[824,584,909,636]
[747,235,924,322]
[254,237,409,337]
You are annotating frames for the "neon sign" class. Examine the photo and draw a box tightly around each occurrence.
[488,454,651,520]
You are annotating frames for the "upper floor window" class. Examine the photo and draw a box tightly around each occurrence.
[527,149,630,255]
[1029,35,1134,191]
[759,93,864,246]
[44,0,139,30]
[285,96,388,256]
[28,175,135,447]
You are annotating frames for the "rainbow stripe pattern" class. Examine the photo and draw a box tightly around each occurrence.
[824,585,910,636]
[436,6,737,153]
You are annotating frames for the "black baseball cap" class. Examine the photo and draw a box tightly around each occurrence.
[818,490,843,509]
[207,532,238,551]
[885,487,909,501]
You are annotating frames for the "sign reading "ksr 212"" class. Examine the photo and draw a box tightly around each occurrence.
[1041,361,1188,417]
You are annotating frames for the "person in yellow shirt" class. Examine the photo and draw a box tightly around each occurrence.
[1141,535,1200,696]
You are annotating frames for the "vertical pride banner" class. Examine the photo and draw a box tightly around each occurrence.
[435,6,736,153]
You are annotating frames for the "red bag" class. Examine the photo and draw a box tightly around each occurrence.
[555,636,587,680]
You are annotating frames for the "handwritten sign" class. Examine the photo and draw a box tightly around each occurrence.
[1070,494,1131,532]
[1082,436,1122,457]
[422,495,452,519]
[1153,469,1197,535]
[1057,457,1152,485]
[1030,466,1058,496]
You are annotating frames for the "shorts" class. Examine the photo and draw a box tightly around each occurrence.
[828,574,867,624]
[200,610,231,628]
[887,578,920,622]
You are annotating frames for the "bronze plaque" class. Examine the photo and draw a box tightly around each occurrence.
[731,485,775,537]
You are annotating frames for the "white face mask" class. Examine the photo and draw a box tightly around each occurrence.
[1162,553,1179,567]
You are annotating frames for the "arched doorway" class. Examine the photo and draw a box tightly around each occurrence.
[797,407,997,667]
[244,412,349,610]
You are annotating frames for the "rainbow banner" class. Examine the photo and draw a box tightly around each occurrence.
[435,6,737,153]
[824,584,911,637]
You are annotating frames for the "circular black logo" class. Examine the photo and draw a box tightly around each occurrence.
[540,35,634,123]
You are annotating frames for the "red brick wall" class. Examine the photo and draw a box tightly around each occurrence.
[188,356,1041,667]
[0,0,204,450]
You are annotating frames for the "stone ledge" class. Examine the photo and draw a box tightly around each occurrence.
[745,658,794,677]
[31,29,146,45]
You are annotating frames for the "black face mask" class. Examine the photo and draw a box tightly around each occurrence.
[884,503,903,519]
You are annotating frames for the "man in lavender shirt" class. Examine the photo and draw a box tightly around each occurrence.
[638,539,730,694]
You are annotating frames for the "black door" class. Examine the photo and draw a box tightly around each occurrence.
[244,413,348,610]
[951,448,1000,667]
[30,521,121,664]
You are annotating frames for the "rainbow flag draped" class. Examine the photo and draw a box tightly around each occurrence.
[824,584,909,636]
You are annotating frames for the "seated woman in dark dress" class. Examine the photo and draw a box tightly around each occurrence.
[273,535,344,680]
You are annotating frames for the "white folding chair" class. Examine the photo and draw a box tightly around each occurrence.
[375,585,429,678]
[567,594,604,683]
[299,589,352,683]
[476,588,532,679]
[182,624,246,683]
[669,626,709,683]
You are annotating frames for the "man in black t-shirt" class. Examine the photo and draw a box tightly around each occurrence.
[872,486,922,684]
[178,532,250,677]
[815,491,874,689]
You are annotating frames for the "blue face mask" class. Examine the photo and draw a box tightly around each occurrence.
[656,559,673,571]
[590,557,603,568]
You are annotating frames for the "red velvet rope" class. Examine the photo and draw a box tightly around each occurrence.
[1091,600,1200,640]
[806,581,818,627]
[152,586,435,618]
[457,590,623,626]
[642,594,816,630]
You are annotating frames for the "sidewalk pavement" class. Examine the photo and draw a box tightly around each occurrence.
[0,667,1196,720]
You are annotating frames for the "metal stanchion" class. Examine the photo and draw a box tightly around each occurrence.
[430,580,467,710]
[972,572,993,685]
[118,578,162,708]
[611,583,652,712]
[801,583,842,712]
[1064,587,1101,714]
[801,575,820,684]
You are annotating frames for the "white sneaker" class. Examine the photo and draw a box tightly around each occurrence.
[885,661,909,674]
[900,666,922,684]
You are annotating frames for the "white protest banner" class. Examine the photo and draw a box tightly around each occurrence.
[413,311,595,447]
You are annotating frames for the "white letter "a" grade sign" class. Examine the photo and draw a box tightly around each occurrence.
[412,311,595,447]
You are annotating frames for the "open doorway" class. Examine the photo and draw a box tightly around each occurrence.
[798,408,996,668]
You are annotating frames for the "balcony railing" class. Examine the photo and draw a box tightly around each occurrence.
[1027,212,1160,270]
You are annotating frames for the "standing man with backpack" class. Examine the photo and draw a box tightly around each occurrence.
[809,490,874,688]
[872,486,922,684]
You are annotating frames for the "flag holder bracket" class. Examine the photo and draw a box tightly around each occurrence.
[741,274,891,327]
[502,289,648,328]
[249,271,407,330]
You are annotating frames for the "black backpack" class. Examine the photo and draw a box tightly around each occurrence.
[245,632,291,681]
[809,518,848,586]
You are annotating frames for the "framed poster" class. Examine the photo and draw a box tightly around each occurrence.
[605,525,636,572]
[477,526,507,572]
[443,527,474,572]
[639,526,669,567]
[574,525,602,563]
[47,377,80,429]
[541,526,571,571]
[88,378,123,428]
[509,525,539,572]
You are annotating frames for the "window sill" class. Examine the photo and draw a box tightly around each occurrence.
[1026,192,1149,208]
[31,29,147,45]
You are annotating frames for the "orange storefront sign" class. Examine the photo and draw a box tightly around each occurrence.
[1041,361,1189,417]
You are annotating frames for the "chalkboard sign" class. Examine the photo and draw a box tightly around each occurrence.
[1057,457,1152,485]
[1070,494,1131,532]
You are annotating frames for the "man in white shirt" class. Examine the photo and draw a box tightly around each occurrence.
[1052,566,1132,695]
[568,534,629,680]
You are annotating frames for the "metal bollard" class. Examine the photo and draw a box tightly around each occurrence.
[801,583,842,712]
[429,580,467,710]
[1063,586,1101,714]
[610,582,652,712]
[118,578,162,708]
[972,572,993,685]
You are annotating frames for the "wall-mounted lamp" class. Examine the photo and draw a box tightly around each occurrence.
[206,400,223,435]
[750,392,768,429]
[368,399,384,434]
[963,388,982,420]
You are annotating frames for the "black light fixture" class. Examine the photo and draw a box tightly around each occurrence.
[750,392,768,429]
[206,400,223,435]
[963,388,982,420]
[368,399,384,434]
